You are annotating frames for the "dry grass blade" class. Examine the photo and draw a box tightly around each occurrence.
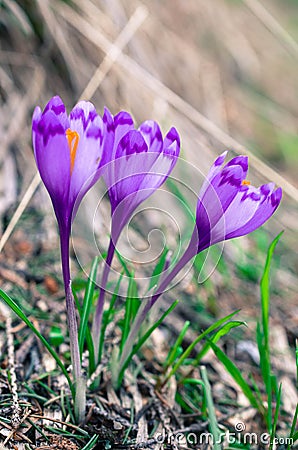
[56,1,298,202]
[37,0,80,89]
[2,65,45,160]
[0,304,22,446]
[0,172,41,253]
[79,5,148,100]
[244,0,298,59]
[0,5,146,252]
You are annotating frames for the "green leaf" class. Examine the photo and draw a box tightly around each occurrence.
[117,300,179,387]
[49,326,64,347]
[0,288,73,396]
[163,310,241,384]
[147,246,169,292]
[78,257,99,357]
[164,320,190,370]
[260,232,283,349]
[194,320,246,364]
[269,383,282,450]
[259,231,283,430]
[201,366,223,449]
[120,271,139,354]
[209,340,261,411]
[98,271,123,363]
[287,403,298,450]
[80,434,99,450]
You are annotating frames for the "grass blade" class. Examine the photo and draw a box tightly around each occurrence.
[147,246,169,292]
[194,320,246,364]
[259,231,283,431]
[163,310,241,385]
[81,434,99,450]
[269,383,282,450]
[287,403,298,450]
[201,366,223,450]
[0,288,73,395]
[79,257,99,357]
[120,271,139,354]
[209,340,262,411]
[98,271,123,362]
[118,300,179,387]
[164,320,190,370]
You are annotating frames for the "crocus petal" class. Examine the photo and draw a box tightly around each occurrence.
[32,109,71,219]
[69,101,104,212]
[69,101,99,135]
[101,107,115,168]
[163,127,181,158]
[139,121,163,154]
[113,111,134,153]
[194,153,282,253]
[209,184,262,246]
[43,95,69,130]
[226,185,282,239]
[196,163,247,251]
[199,151,228,198]
[109,130,148,211]
[99,110,181,241]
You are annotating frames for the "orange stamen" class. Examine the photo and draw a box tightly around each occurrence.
[242,179,251,186]
[66,128,79,173]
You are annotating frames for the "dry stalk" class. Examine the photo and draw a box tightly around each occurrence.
[6,312,21,429]
[244,0,298,59]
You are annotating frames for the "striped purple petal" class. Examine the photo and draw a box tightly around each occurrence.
[194,154,282,252]
[32,96,107,227]
[101,111,181,242]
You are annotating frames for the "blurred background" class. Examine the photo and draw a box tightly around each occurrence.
[0,0,297,339]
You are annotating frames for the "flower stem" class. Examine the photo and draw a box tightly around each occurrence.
[59,225,85,422]
[92,236,116,364]
[118,233,197,373]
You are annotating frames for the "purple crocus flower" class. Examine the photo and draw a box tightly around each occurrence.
[92,109,180,361]
[102,108,181,242]
[118,152,282,372]
[191,152,283,254]
[32,96,107,421]
[32,96,106,227]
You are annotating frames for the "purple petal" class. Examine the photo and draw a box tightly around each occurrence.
[43,95,69,129]
[139,121,163,153]
[226,185,282,238]
[101,107,115,168]
[163,127,180,158]
[69,101,100,136]
[210,184,263,244]
[198,151,228,201]
[116,130,148,157]
[195,163,247,252]
[225,155,248,175]
[69,103,104,213]
[32,109,66,147]
[113,111,134,152]
[32,110,70,219]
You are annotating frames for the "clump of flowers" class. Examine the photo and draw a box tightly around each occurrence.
[1,96,283,424]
